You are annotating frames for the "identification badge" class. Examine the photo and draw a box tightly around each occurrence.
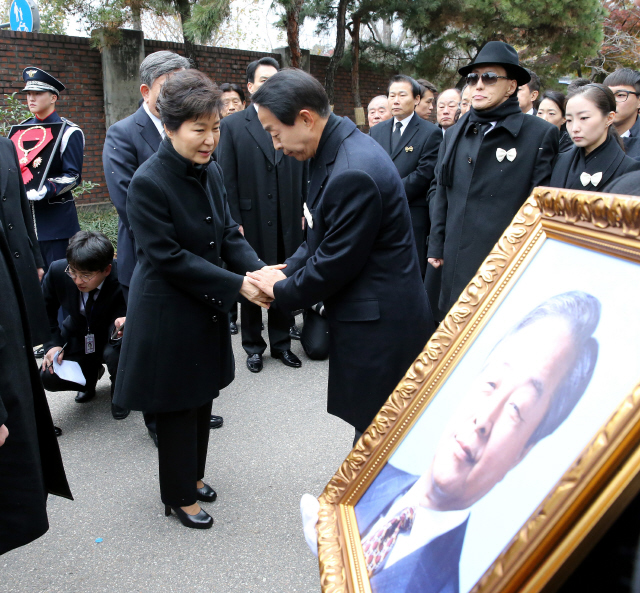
[85,333,96,354]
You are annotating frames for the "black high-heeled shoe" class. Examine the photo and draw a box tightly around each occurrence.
[164,505,213,529]
[197,482,217,502]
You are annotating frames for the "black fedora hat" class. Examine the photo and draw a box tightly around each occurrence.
[458,41,530,86]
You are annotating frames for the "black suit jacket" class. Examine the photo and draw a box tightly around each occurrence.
[102,106,161,287]
[41,259,126,357]
[369,114,442,209]
[0,138,49,345]
[273,115,435,431]
[113,139,265,414]
[216,106,306,264]
[356,464,467,593]
[0,220,72,556]
[622,116,640,161]
[428,111,559,313]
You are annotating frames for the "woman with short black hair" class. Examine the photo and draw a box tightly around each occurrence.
[113,69,269,529]
[537,90,573,152]
[549,83,640,190]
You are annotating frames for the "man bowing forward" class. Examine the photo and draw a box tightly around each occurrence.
[247,70,435,444]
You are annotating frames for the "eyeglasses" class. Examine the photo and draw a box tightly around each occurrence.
[466,72,510,87]
[65,265,98,283]
[614,90,640,103]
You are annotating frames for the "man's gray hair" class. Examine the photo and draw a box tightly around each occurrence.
[140,51,191,88]
[506,291,601,449]
[368,95,388,109]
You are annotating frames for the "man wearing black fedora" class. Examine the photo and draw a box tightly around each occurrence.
[427,41,559,315]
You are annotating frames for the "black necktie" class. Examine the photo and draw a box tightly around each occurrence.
[85,289,98,324]
[391,121,403,151]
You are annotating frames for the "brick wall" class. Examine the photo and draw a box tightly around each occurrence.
[1,30,391,205]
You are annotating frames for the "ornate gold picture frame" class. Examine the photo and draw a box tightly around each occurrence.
[317,187,640,593]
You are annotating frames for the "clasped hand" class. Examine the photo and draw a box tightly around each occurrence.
[239,265,286,308]
[245,264,287,299]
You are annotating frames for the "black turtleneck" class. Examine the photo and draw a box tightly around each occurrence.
[159,137,212,185]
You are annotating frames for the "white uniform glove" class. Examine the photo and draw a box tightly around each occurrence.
[300,493,320,557]
[26,187,47,201]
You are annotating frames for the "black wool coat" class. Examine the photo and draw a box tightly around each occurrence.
[622,116,640,161]
[0,138,49,346]
[42,259,126,356]
[113,140,265,414]
[216,106,306,264]
[273,115,436,432]
[102,106,161,287]
[0,220,72,556]
[550,135,640,191]
[428,111,559,314]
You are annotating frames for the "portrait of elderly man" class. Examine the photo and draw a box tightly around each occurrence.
[355,291,601,593]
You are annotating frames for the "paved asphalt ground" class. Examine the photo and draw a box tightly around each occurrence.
[1,316,352,593]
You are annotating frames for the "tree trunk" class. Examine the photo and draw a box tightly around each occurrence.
[174,0,199,68]
[350,15,361,109]
[130,1,142,30]
[285,0,304,68]
[325,0,348,106]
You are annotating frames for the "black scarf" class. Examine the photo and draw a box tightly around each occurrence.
[564,135,623,190]
[440,94,522,187]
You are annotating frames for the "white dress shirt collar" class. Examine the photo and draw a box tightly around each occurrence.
[526,107,535,116]
[393,111,415,136]
[143,102,165,138]
[80,280,105,316]
[621,128,631,138]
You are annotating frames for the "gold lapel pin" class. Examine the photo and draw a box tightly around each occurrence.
[405,146,414,152]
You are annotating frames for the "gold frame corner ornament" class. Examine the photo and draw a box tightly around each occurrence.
[317,187,640,593]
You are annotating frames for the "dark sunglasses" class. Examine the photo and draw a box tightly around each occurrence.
[466,72,510,87]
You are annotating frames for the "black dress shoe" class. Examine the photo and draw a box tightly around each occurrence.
[246,353,263,373]
[75,388,96,403]
[111,403,130,420]
[148,428,158,448]
[272,349,302,368]
[210,415,223,429]
[197,482,217,502]
[165,505,213,529]
[229,321,238,335]
[289,325,302,340]
[54,426,62,437]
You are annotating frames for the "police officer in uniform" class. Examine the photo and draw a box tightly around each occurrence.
[20,67,84,272]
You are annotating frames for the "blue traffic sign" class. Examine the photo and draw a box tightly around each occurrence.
[10,0,33,32]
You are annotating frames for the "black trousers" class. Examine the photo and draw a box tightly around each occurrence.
[155,399,213,507]
[240,300,291,356]
[39,238,70,328]
[40,341,120,394]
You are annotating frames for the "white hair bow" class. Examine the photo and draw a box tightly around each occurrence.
[496,148,517,162]
[580,172,603,187]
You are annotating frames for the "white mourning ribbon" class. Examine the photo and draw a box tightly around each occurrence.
[580,171,603,187]
[496,148,517,162]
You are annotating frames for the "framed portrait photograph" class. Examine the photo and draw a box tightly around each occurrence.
[316,187,640,593]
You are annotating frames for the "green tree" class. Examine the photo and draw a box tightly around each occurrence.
[55,0,234,66]
[393,0,607,86]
